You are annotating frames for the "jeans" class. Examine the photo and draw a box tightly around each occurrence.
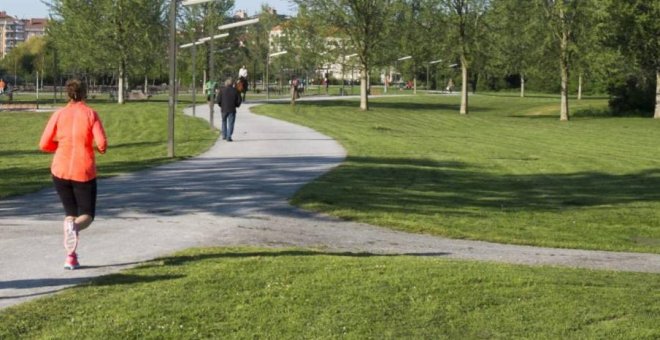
[222,112,236,140]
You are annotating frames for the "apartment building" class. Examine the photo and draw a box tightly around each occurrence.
[0,11,47,59]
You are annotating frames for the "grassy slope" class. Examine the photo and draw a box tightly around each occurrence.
[1,247,658,339]
[252,94,660,253]
[0,101,217,198]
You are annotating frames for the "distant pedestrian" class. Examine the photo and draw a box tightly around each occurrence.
[39,79,107,270]
[216,77,242,142]
[205,80,217,102]
[446,78,454,93]
[291,76,300,103]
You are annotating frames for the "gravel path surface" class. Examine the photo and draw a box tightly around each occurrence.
[1,100,658,309]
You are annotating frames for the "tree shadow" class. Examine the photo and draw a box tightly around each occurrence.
[88,273,185,287]
[4,154,660,221]
[0,149,46,157]
[0,274,184,303]
[301,156,660,215]
[266,99,492,113]
[142,249,452,268]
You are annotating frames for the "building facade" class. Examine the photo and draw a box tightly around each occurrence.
[0,11,47,59]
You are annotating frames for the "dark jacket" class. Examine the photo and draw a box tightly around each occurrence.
[216,85,242,117]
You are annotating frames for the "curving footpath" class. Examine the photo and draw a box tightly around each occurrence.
[1,100,659,309]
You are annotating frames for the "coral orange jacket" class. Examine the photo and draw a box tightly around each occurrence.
[39,101,107,182]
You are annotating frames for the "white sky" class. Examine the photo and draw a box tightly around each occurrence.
[1,0,297,19]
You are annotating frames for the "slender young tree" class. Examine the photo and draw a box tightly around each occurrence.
[488,0,542,98]
[46,0,167,104]
[540,0,594,121]
[441,0,489,115]
[179,0,234,85]
[294,0,397,111]
[608,0,660,118]
[238,6,282,91]
[282,4,332,88]
[395,0,437,94]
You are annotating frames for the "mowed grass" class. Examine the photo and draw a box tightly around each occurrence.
[0,100,217,198]
[1,247,658,339]
[252,94,660,253]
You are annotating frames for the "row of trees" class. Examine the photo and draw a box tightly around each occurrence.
[290,0,659,119]
[1,0,657,120]
[1,0,285,104]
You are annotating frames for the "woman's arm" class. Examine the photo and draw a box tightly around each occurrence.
[39,112,60,152]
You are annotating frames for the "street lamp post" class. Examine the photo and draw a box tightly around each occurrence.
[167,0,220,158]
[167,0,177,158]
[427,59,442,91]
[195,33,229,128]
[396,55,411,93]
[180,40,206,117]
[206,18,258,127]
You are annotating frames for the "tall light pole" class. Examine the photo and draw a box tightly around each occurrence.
[180,40,206,117]
[167,0,177,158]
[167,0,220,158]
[266,50,287,102]
[427,59,442,91]
[205,18,259,128]
[181,33,229,120]
[193,33,228,128]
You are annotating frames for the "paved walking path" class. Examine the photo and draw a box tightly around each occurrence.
[1,99,659,309]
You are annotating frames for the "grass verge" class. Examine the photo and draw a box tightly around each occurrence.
[0,101,217,198]
[1,247,658,339]
[252,94,660,253]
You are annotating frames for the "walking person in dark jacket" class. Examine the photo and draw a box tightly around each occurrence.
[216,78,242,141]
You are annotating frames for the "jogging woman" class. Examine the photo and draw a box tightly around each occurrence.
[39,79,107,270]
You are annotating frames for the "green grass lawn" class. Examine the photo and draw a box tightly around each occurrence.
[2,97,658,338]
[252,94,660,253]
[1,247,657,339]
[0,100,217,198]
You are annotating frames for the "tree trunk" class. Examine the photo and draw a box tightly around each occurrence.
[460,55,468,115]
[559,31,569,121]
[655,70,660,119]
[144,76,148,94]
[520,73,525,98]
[360,67,369,111]
[577,73,582,100]
[413,76,417,95]
[117,63,125,104]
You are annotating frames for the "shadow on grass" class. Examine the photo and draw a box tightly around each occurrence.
[4,154,660,220]
[507,114,559,119]
[0,149,45,157]
[267,99,493,113]
[0,269,178,291]
[146,250,452,268]
[297,156,660,215]
[89,273,185,286]
[479,92,610,100]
